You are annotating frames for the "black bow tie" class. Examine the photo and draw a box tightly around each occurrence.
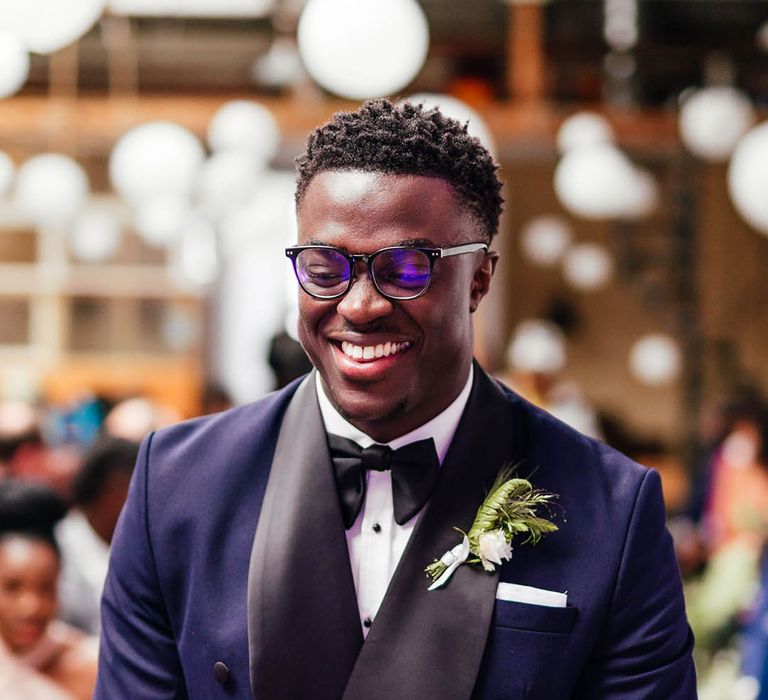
[327,434,440,528]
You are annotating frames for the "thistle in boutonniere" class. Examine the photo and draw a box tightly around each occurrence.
[425,466,559,590]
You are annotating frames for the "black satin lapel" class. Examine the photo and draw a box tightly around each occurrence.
[342,366,517,700]
[248,375,363,700]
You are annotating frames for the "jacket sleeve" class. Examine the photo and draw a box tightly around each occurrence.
[573,469,697,699]
[94,432,189,699]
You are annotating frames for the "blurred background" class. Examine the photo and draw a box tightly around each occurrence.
[0,0,768,697]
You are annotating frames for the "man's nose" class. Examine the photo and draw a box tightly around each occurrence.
[335,262,393,323]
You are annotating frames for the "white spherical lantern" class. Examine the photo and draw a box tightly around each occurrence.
[0,151,15,196]
[507,320,566,374]
[207,100,280,163]
[109,121,205,206]
[70,204,122,262]
[403,93,497,156]
[134,196,188,248]
[197,150,266,221]
[562,242,614,290]
[169,215,219,289]
[0,32,29,98]
[557,112,615,153]
[554,144,638,220]
[15,153,89,228]
[727,120,768,235]
[622,168,659,220]
[629,334,681,386]
[520,215,573,267]
[297,0,429,100]
[0,0,106,55]
[679,87,755,162]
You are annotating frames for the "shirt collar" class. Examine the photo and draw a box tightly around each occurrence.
[315,365,474,465]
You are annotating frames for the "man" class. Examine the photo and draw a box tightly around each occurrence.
[96,100,695,699]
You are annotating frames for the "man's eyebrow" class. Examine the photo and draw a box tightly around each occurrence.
[302,237,435,249]
[400,237,433,247]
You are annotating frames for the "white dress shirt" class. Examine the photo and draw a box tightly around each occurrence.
[316,367,473,635]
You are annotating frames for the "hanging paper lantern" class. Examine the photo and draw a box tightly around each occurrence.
[679,86,754,163]
[207,100,280,163]
[109,121,204,206]
[562,243,614,291]
[507,320,566,374]
[557,112,615,153]
[520,215,573,268]
[15,153,89,228]
[70,203,122,261]
[297,0,429,100]
[727,120,768,236]
[0,0,106,55]
[0,32,29,98]
[629,334,681,386]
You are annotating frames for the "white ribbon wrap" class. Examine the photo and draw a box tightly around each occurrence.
[428,535,471,591]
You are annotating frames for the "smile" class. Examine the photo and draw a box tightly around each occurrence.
[340,340,412,362]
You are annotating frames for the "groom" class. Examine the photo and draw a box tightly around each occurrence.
[95,100,696,699]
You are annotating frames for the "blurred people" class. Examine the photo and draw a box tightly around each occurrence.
[0,401,80,500]
[200,382,233,415]
[0,479,97,699]
[267,329,313,389]
[56,437,139,635]
[684,396,768,678]
[103,396,179,442]
[0,401,44,478]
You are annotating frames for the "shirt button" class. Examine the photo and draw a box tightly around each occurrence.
[372,522,382,533]
[363,617,372,628]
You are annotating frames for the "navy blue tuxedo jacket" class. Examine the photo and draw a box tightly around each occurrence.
[95,365,696,699]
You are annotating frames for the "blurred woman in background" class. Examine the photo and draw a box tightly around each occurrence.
[0,479,97,699]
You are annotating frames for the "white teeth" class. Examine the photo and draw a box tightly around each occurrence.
[339,340,412,361]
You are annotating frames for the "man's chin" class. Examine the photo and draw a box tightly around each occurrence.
[331,392,409,436]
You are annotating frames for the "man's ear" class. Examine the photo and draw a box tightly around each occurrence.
[470,251,499,313]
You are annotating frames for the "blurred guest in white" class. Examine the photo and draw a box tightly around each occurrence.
[56,437,138,635]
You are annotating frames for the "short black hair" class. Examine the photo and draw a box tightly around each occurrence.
[295,99,504,240]
[71,437,139,507]
[0,479,67,554]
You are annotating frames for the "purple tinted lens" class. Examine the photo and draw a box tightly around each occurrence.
[296,248,350,296]
[373,248,431,297]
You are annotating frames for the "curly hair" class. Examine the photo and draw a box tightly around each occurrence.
[295,99,504,240]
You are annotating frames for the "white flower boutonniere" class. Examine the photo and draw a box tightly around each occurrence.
[425,467,559,590]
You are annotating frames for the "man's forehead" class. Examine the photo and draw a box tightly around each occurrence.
[299,169,460,206]
[312,170,381,203]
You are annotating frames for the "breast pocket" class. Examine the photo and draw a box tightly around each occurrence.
[473,601,579,700]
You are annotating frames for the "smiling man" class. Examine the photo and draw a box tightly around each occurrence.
[96,100,695,699]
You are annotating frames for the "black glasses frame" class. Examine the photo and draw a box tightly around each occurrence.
[285,242,489,301]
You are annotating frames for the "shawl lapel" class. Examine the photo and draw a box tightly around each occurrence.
[248,375,363,700]
[342,365,519,700]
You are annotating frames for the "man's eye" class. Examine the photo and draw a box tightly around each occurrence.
[305,267,346,286]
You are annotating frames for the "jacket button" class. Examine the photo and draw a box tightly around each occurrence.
[213,661,230,684]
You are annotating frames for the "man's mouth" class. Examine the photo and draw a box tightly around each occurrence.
[339,340,413,362]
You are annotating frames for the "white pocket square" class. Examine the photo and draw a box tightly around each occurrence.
[496,582,567,608]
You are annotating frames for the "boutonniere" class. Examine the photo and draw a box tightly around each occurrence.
[425,467,559,590]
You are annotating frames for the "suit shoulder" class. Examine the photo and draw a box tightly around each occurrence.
[493,378,649,489]
[142,380,302,478]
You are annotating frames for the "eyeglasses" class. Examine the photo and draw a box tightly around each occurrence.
[285,242,489,301]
